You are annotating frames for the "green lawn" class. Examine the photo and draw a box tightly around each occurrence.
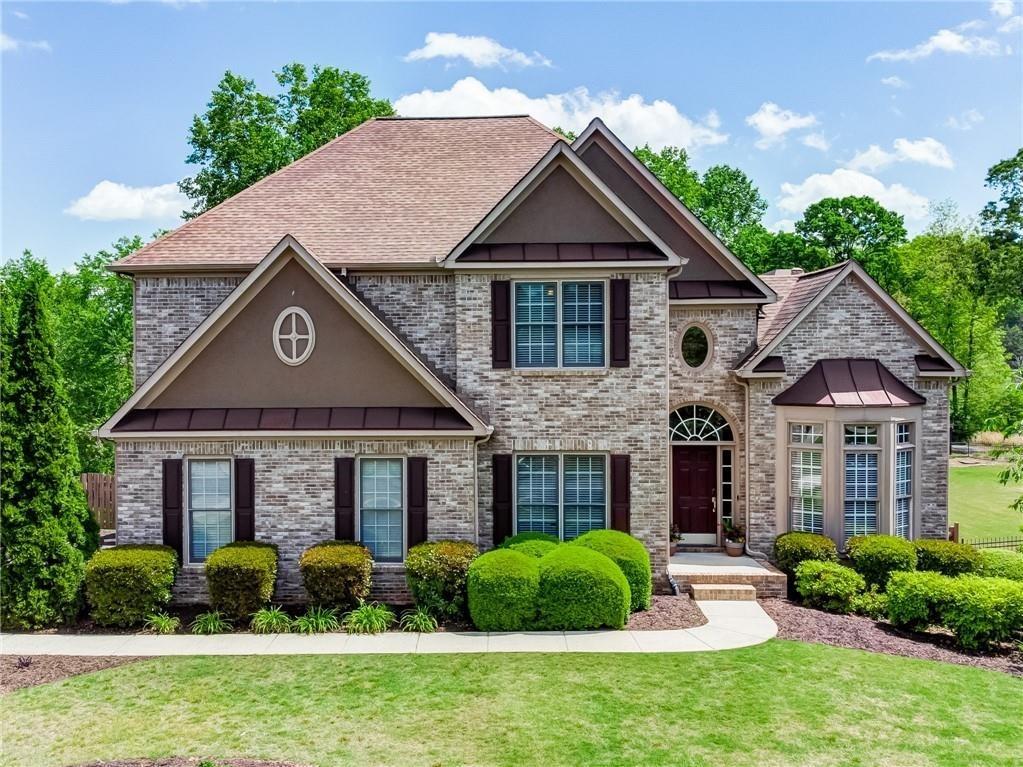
[949,465,1023,540]
[3,641,1021,767]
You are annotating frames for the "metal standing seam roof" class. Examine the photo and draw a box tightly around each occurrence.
[112,407,472,432]
[772,359,925,407]
[459,242,666,263]
[669,280,767,301]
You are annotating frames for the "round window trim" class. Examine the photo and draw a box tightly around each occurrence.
[273,306,316,366]
[680,323,712,370]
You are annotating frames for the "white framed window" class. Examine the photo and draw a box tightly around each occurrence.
[896,422,912,445]
[720,448,734,527]
[895,448,913,538]
[844,424,879,446]
[272,306,315,366]
[187,458,233,563]
[790,449,824,534]
[358,457,404,563]
[844,451,879,539]
[513,281,606,368]
[514,454,608,540]
[790,423,824,445]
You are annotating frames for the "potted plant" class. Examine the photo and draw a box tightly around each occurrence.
[670,525,683,556]
[722,522,745,557]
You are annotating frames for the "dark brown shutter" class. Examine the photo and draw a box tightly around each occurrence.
[234,458,255,541]
[492,454,513,546]
[610,454,631,532]
[610,278,630,367]
[407,457,428,548]
[491,280,512,369]
[335,457,355,541]
[161,459,183,559]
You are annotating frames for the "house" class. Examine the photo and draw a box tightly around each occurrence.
[99,116,965,602]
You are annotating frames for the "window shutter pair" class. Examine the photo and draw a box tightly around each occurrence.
[334,457,428,548]
[162,457,255,559]
[491,453,631,546]
[490,279,630,368]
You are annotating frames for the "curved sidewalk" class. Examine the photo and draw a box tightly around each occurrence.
[0,600,776,656]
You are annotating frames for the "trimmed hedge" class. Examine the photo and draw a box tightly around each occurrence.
[886,570,952,631]
[299,541,372,608]
[499,531,560,548]
[205,542,278,621]
[509,539,559,559]
[847,535,917,589]
[405,540,479,618]
[977,549,1023,582]
[914,539,980,577]
[571,529,652,611]
[794,560,865,614]
[939,575,1023,650]
[536,546,630,630]
[773,532,838,577]
[467,549,540,631]
[84,545,178,627]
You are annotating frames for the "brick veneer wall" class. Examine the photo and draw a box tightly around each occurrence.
[115,438,476,604]
[454,272,671,574]
[745,277,953,553]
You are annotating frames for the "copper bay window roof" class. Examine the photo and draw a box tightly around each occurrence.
[772,359,925,407]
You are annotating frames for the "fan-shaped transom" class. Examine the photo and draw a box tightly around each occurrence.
[669,405,733,442]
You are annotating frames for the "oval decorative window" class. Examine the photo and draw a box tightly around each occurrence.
[680,325,710,368]
[273,306,315,366]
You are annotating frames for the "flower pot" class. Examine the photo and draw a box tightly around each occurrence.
[724,540,744,557]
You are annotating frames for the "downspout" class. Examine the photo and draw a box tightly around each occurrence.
[473,427,495,549]
[735,374,770,560]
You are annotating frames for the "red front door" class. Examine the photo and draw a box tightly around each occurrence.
[672,445,717,534]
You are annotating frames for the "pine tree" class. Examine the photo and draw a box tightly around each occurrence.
[1,271,99,628]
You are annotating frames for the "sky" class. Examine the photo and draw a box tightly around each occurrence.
[2,1,1021,271]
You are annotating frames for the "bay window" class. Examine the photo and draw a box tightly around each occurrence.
[789,423,823,534]
[513,281,605,368]
[895,424,914,538]
[515,454,607,540]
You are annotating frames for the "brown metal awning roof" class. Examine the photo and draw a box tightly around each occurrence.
[458,242,667,263]
[669,279,768,301]
[915,354,955,373]
[753,356,786,373]
[773,359,925,407]
[112,407,473,432]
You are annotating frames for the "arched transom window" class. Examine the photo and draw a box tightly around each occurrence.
[669,405,734,442]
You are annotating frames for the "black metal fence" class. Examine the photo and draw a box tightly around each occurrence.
[961,536,1023,550]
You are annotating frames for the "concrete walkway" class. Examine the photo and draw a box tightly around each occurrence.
[0,600,776,656]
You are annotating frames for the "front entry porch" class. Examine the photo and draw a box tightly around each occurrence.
[668,551,787,599]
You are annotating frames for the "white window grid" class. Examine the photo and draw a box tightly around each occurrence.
[512,280,607,369]
[896,422,913,445]
[186,458,233,564]
[790,423,824,445]
[844,424,879,446]
[669,405,734,442]
[789,449,823,534]
[514,453,609,540]
[720,448,734,527]
[358,457,405,563]
[895,448,913,538]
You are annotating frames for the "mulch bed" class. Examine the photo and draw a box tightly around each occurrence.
[627,595,708,631]
[760,598,1023,676]
[74,760,309,767]
[1,655,143,695]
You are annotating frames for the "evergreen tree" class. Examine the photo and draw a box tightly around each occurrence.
[1,272,98,628]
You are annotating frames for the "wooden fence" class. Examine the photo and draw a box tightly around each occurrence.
[81,473,115,530]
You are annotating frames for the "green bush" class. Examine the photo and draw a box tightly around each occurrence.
[499,531,560,548]
[467,549,540,631]
[886,570,954,630]
[84,545,178,627]
[508,539,559,559]
[847,535,917,589]
[299,541,372,608]
[536,546,630,630]
[404,540,478,618]
[773,532,838,577]
[850,587,889,619]
[794,560,865,613]
[571,529,652,611]
[976,549,1023,582]
[913,539,980,577]
[940,575,1023,650]
[205,542,278,621]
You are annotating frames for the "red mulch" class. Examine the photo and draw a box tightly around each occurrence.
[0,655,143,695]
[627,595,708,631]
[74,760,309,767]
[760,598,1023,676]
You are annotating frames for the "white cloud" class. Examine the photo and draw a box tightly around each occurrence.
[778,168,929,221]
[801,133,831,152]
[770,219,797,233]
[867,28,1004,61]
[991,0,1014,18]
[404,32,551,69]
[999,15,1023,32]
[1,32,51,53]
[745,102,818,149]
[881,75,909,88]
[11,9,29,19]
[394,77,728,151]
[847,137,954,172]
[946,108,985,130]
[64,181,187,221]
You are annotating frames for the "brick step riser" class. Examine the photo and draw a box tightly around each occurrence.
[690,584,757,601]
[674,573,787,599]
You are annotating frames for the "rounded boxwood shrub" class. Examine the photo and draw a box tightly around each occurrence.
[499,531,560,548]
[571,529,652,611]
[404,540,479,618]
[847,535,917,590]
[84,545,178,627]
[299,541,372,608]
[938,575,1023,650]
[205,542,278,621]
[773,532,838,577]
[977,549,1023,582]
[508,539,559,559]
[467,549,540,631]
[913,539,980,577]
[794,560,864,613]
[886,570,953,630]
[536,546,630,630]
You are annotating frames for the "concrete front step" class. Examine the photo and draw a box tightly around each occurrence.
[690,583,757,601]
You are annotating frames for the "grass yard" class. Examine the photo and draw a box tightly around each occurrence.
[3,641,1021,767]
[949,465,1023,540]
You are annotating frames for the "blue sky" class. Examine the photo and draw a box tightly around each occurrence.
[3,1,1021,270]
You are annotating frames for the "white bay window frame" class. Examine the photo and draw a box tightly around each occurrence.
[511,279,609,370]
